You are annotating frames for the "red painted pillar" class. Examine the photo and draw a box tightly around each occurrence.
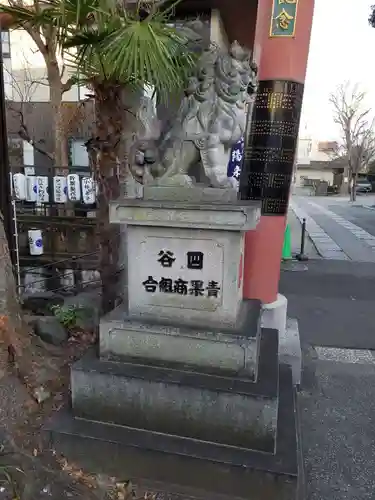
[240,0,315,304]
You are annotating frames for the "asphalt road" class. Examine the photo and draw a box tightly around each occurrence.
[284,198,375,500]
[326,205,375,235]
[280,260,375,350]
[300,353,375,500]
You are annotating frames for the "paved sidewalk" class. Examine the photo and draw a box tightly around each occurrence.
[290,200,348,260]
[290,196,375,262]
[287,209,320,259]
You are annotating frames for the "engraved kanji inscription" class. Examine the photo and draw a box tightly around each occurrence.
[189,280,205,297]
[187,251,204,270]
[142,276,158,292]
[174,278,188,295]
[159,277,174,293]
[207,281,221,298]
[158,250,176,268]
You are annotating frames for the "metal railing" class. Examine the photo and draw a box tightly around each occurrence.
[10,165,100,295]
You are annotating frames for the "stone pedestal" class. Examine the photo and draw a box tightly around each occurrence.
[109,192,259,327]
[46,187,301,500]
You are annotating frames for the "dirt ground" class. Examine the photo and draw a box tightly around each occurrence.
[0,328,142,500]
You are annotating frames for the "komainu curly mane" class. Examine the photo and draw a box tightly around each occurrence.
[131,39,257,188]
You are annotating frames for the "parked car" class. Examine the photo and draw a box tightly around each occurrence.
[355,178,372,193]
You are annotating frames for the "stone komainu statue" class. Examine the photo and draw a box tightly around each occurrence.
[132,39,258,189]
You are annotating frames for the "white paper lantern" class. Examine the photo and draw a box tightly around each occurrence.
[81,177,96,204]
[26,175,37,202]
[53,176,68,203]
[67,174,81,201]
[12,173,26,200]
[28,229,43,255]
[36,176,49,203]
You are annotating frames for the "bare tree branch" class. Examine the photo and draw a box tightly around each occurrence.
[5,0,79,165]
[17,111,54,160]
[5,58,54,160]
[329,82,375,200]
[61,76,75,94]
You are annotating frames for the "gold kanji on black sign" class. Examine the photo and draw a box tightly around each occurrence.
[239,80,304,215]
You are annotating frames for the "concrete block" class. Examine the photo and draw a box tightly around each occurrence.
[109,197,261,231]
[279,318,302,386]
[46,364,298,500]
[143,186,240,204]
[261,294,287,337]
[71,352,277,452]
[100,322,257,376]
[99,301,261,377]
[261,295,301,386]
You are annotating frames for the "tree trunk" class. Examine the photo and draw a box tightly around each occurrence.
[0,212,42,388]
[352,171,357,202]
[88,83,142,313]
[50,85,69,169]
[47,51,69,169]
[89,83,124,313]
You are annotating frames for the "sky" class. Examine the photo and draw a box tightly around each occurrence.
[300,0,375,141]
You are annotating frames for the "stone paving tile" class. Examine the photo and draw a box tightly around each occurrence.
[312,237,333,242]
[318,243,344,251]
[320,252,349,260]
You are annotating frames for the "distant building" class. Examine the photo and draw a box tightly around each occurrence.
[297,135,338,164]
[295,134,342,188]
[6,101,94,170]
[3,27,93,170]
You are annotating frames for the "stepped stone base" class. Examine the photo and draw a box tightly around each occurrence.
[72,327,278,451]
[99,299,261,378]
[43,186,300,497]
[46,363,299,500]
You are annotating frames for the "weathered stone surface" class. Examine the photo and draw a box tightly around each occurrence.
[47,363,297,500]
[143,186,240,203]
[71,352,277,451]
[21,291,64,315]
[99,302,260,376]
[110,198,260,231]
[34,316,68,346]
[131,41,257,189]
[279,318,302,386]
[127,225,244,326]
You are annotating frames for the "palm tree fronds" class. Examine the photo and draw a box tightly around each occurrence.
[3,0,199,103]
[100,18,196,100]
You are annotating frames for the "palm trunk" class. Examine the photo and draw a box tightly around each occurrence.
[89,83,125,313]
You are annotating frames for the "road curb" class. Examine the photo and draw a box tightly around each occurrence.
[289,205,323,258]
[289,202,349,260]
